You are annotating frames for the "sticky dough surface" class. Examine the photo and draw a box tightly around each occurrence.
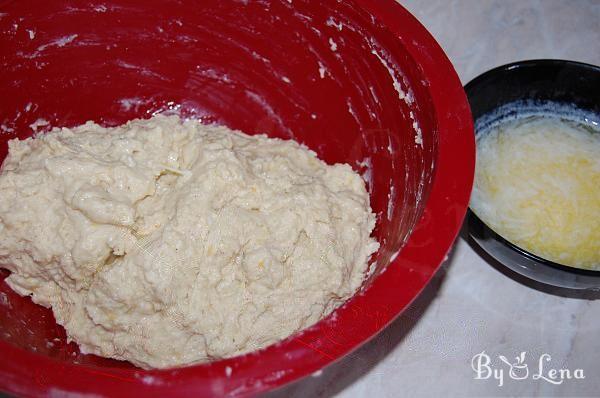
[0,115,378,369]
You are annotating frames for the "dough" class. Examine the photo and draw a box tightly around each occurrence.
[0,115,379,369]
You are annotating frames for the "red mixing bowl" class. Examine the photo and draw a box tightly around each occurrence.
[0,0,474,396]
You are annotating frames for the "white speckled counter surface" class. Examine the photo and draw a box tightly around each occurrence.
[269,1,600,397]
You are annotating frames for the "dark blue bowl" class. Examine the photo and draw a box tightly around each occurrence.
[465,59,600,291]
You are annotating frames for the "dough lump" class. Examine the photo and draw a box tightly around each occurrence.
[0,115,379,369]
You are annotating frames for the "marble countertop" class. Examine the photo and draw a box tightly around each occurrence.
[270,1,600,397]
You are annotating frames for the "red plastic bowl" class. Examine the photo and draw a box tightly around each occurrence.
[0,1,473,396]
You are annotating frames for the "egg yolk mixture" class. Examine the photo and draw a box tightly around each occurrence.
[471,115,599,270]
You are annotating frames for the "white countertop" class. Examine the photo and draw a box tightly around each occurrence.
[269,1,600,397]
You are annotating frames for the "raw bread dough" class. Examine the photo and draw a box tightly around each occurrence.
[0,115,379,369]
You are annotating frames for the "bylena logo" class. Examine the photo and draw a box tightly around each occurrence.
[471,351,585,387]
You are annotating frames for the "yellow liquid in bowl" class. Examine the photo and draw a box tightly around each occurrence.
[471,115,600,270]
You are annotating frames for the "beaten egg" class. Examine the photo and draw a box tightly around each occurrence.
[471,112,600,270]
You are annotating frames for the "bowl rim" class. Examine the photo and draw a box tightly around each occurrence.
[0,1,475,396]
[468,210,600,278]
[465,58,600,285]
[464,58,600,93]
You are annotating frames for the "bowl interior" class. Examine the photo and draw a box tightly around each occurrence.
[0,1,473,396]
[0,0,437,364]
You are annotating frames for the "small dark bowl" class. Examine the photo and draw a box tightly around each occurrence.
[465,59,600,291]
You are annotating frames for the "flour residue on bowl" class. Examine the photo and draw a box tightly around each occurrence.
[368,40,423,147]
[28,118,49,133]
[14,33,79,60]
[357,157,373,189]
[368,40,414,105]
